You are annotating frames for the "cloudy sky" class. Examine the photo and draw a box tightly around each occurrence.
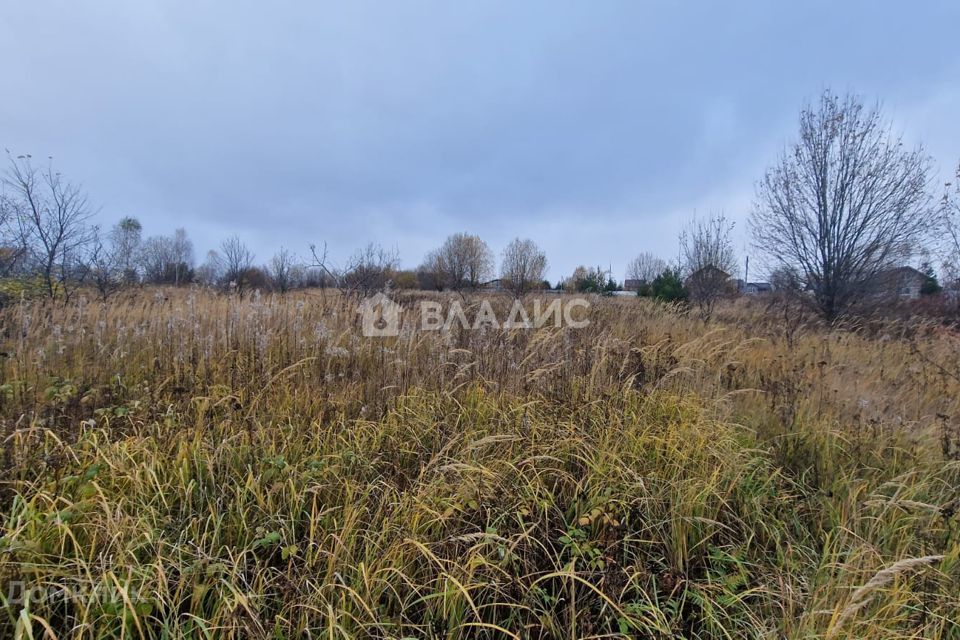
[3,1,959,281]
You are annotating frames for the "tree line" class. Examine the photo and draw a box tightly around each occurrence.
[2,89,959,319]
[0,164,554,301]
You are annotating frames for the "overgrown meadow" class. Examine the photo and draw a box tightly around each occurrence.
[0,289,958,638]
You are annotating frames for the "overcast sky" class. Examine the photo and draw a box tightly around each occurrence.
[3,1,959,281]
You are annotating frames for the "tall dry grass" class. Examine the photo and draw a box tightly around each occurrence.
[0,288,957,638]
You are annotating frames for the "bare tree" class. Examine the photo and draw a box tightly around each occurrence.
[765,266,810,347]
[2,154,94,299]
[0,171,27,277]
[307,242,336,286]
[268,247,297,294]
[308,241,398,297]
[221,235,256,296]
[340,242,399,297]
[680,213,737,318]
[196,250,224,287]
[84,226,122,300]
[942,161,960,300]
[422,232,494,291]
[305,242,341,304]
[461,234,494,288]
[752,91,935,320]
[139,235,174,284]
[137,232,191,285]
[417,250,446,291]
[626,252,667,285]
[500,238,548,298]
[108,216,142,284]
[171,228,194,286]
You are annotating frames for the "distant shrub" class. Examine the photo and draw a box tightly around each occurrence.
[0,276,59,305]
[642,268,687,302]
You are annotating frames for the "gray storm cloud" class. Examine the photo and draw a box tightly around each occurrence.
[2,0,959,280]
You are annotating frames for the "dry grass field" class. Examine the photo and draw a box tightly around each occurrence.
[0,289,958,638]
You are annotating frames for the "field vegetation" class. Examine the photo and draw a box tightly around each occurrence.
[0,289,957,638]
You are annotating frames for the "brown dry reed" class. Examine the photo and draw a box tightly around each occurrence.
[0,288,957,638]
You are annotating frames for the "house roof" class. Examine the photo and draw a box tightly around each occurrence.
[686,265,731,280]
[884,266,926,280]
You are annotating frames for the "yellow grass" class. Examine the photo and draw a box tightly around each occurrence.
[0,288,957,638]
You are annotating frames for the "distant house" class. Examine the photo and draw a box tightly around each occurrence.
[623,278,642,292]
[685,266,732,290]
[480,278,504,291]
[735,279,773,295]
[872,266,927,299]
